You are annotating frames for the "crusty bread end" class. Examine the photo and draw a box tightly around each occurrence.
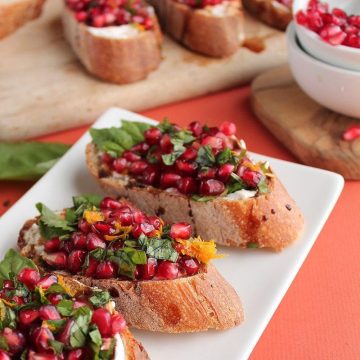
[18,219,244,333]
[86,143,304,251]
[62,7,162,84]
[0,0,46,39]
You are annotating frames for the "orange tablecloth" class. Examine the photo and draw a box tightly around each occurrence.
[1,87,359,359]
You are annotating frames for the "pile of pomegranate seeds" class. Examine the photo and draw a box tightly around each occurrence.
[176,0,224,8]
[0,254,126,359]
[296,0,360,47]
[97,119,269,198]
[65,0,154,29]
[37,196,212,281]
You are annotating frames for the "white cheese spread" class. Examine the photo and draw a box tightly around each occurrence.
[23,224,44,256]
[225,189,257,200]
[113,333,126,360]
[88,24,141,39]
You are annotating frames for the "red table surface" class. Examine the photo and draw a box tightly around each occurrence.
[1,87,359,359]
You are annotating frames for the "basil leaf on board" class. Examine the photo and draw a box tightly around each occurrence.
[0,142,69,181]
[89,290,111,308]
[196,145,216,168]
[0,250,37,286]
[36,203,75,239]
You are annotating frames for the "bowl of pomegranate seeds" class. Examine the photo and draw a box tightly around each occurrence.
[293,0,360,71]
[287,22,360,118]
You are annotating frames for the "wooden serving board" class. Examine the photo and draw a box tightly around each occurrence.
[251,65,360,180]
[0,0,287,141]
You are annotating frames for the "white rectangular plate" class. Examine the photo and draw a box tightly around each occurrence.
[0,108,344,360]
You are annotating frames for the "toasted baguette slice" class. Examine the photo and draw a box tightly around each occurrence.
[120,328,149,360]
[86,143,304,251]
[18,218,244,333]
[0,0,46,39]
[242,0,292,31]
[148,0,244,57]
[62,7,162,84]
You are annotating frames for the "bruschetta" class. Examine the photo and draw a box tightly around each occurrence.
[148,0,244,57]
[18,195,244,333]
[62,0,162,84]
[0,0,46,39]
[0,249,148,359]
[86,119,304,251]
[242,0,292,30]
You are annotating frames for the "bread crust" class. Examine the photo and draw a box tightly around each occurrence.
[0,0,46,39]
[18,218,244,333]
[86,143,304,251]
[148,0,244,57]
[242,0,292,31]
[62,7,162,84]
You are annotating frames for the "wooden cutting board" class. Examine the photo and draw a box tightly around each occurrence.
[251,65,360,180]
[0,0,287,141]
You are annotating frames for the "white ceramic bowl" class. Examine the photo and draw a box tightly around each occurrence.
[287,22,360,118]
[293,0,360,72]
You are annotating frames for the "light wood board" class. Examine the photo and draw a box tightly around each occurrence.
[0,0,287,141]
[251,65,360,180]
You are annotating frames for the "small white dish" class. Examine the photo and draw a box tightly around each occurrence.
[0,108,344,360]
[287,22,360,118]
[293,0,360,71]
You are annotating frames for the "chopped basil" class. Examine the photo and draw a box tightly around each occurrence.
[73,194,102,209]
[36,203,75,239]
[57,299,74,317]
[0,301,16,330]
[257,178,269,194]
[216,148,237,165]
[157,118,174,133]
[172,130,195,144]
[89,290,111,308]
[89,325,103,347]
[46,283,66,294]
[49,340,64,355]
[161,138,186,166]
[0,336,9,351]
[139,236,178,262]
[69,306,92,349]
[0,249,37,287]
[191,195,216,202]
[247,242,259,249]
[196,145,216,168]
[44,319,67,333]
[108,252,137,279]
[34,287,49,305]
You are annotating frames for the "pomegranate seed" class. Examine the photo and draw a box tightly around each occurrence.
[201,136,224,151]
[86,233,106,251]
[108,240,123,251]
[129,160,148,175]
[43,251,67,269]
[219,121,237,135]
[131,141,150,154]
[28,352,58,360]
[93,14,105,27]
[142,165,160,185]
[84,257,99,277]
[156,261,179,280]
[67,349,87,360]
[217,164,234,183]
[47,293,63,305]
[72,232,87,249]
[17,268,40,290]
[148,216,162,229]
[95,261,116,279]
[179,256,200,276]
[32,327,55,353]
[39,305,61,321]
[59,239,74,254]
[240,168,263,187]
[177,177,197,194]
[113,158,128,173]
[78,219,91,234]
[188,121,203,136]
[44,238,61,253]
[73,299,89,309]
[133,210,146,224]
[144,127,162,145]
[198,167,217,180]
[111,314,126,335]
[0,351,10,360]
[92,221,113,235]
[100,197,122,209]
[57,319,74,346]
[170,222,192,240]
[12,296,25,305]
[91,308,112,337]
[137,258,157,280]
[343,126,360,141]
[75,11,87,22]
[199,179,225,196]
[19,308,39,326]
[320,24,346,45]
[102,152,113,165]
[37,274,57,289]
[3,280,13,289]
[131,224,143,239]
[123,150,141,162]
[68,250,86,273]
[180,147,197,161]
[113,211,133,226]
[175,160,198,176]
[2,328,25,354]
[160,173,181,189]
[159,134,173,153]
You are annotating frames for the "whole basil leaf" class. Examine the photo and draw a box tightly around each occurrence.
[0,142,69,181]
